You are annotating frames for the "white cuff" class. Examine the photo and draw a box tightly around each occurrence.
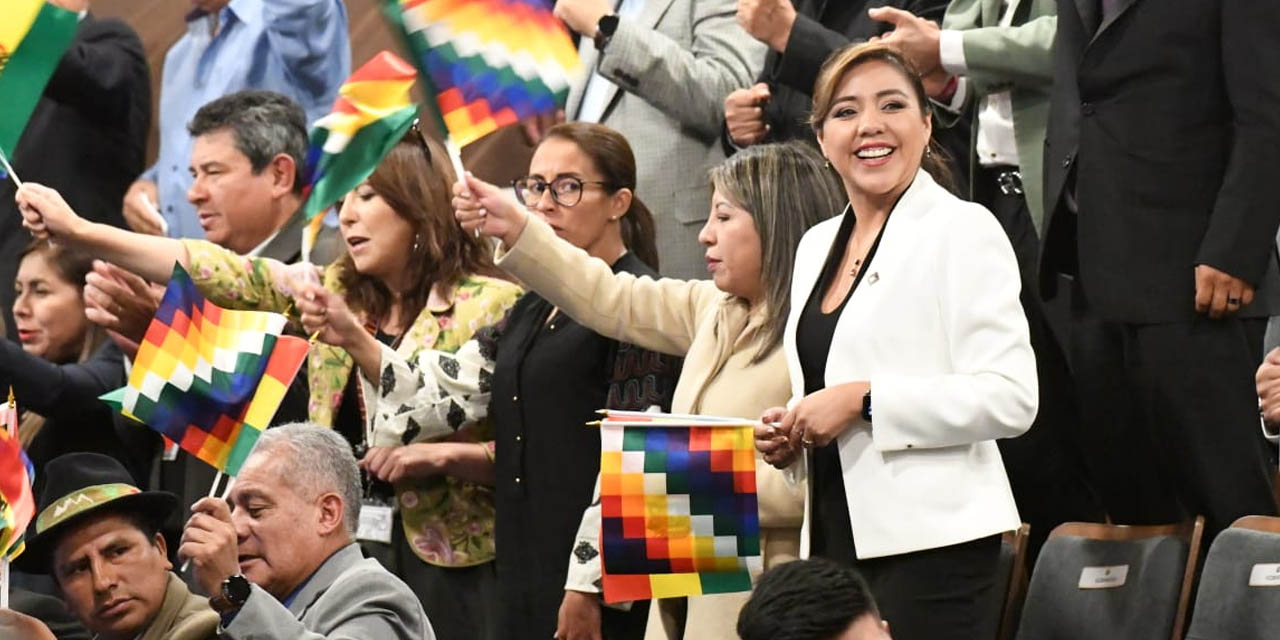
[938,30,969,76]
[1263,415,1279,445]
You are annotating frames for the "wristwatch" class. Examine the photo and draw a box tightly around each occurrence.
[209,574,252,614]
[861,389,872,422]
[594,13,620,51]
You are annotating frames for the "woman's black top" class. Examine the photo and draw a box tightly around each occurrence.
[0,338,154,497]
[794,210,888,565]
[333,329,400,450]
[487,252,681,639]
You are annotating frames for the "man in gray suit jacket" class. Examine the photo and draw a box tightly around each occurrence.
[179,425,433,639]
[552,0,765,279]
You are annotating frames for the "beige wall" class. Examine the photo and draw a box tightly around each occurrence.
[92,0,532,183]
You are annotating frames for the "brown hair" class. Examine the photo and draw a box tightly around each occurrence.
[810,42,958,193]
[541,122,660,270]
[335,132,501,328]
[709,142,847,363]
[16,240,105,446]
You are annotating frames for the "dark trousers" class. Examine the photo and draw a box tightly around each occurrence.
[973,165,1104,560]
[848,535,1001,640]
[1069,284,1279,535]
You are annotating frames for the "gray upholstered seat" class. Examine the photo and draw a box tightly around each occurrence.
[1015,534,1189,640]
[1185,527,1280,640]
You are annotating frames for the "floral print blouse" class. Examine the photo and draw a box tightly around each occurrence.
[183,240,523,567]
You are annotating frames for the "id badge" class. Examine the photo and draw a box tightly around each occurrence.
[356,499,394,544]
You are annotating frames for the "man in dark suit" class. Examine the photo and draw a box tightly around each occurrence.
[1041,0,1280,534]
[0,3,149,341]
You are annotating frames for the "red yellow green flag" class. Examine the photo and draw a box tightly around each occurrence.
[0,0,79,158]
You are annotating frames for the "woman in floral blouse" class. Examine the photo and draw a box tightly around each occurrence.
[15,129,522,639]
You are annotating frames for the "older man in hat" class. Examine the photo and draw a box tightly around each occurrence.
[11,452,218,640]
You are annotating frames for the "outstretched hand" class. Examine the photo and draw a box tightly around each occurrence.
[15,183,86,241]
[452,172,530,247]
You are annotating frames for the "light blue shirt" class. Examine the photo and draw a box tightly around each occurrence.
[575,0,644,123]
[140,0,350,240]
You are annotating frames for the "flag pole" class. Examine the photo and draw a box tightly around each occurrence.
[180,470,231,574]
[1,555,9,610]
[0,148,21,189]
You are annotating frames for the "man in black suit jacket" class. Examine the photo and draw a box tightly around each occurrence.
[0,10,150,342]
[1041,0,1280,534]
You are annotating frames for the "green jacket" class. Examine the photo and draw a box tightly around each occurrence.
[139,573,218,640]
[938,0,1057,233]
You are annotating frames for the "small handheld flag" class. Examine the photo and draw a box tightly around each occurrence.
[0,388,35,565]
[0,1,79,158]
[381,0,581,148]
[100,265,309,476]
[300,51,420,222]
[595,411,762,603]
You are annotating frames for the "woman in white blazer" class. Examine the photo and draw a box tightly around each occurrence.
[755,43,1037,640]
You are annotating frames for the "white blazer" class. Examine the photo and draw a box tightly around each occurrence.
[785,169,1038,559]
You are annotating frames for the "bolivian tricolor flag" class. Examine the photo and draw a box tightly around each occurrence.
[0,0,78,158]
[300,50,419,220]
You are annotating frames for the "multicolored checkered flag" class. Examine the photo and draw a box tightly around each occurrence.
[595,411,762,603]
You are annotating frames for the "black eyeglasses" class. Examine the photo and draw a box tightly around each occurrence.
[511,176,610,207]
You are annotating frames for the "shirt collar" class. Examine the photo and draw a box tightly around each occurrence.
[426,282,456,313]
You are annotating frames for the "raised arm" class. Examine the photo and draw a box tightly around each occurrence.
[0,339,125,417]
[454,174,720,356]
[16,183,186,283]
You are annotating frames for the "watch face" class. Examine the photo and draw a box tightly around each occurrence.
[224,575,252,603]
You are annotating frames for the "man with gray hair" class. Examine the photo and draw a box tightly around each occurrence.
[178,424,433,639]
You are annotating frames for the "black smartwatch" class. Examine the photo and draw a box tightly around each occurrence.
[861,390,872,422]
[210,574,252,614]
[594,13,620,51]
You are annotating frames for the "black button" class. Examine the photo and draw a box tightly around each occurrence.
[1081,102,1095,116]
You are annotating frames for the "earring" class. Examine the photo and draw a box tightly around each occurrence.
[824,159,832,169]
[925,146,933,157]
[412,235,421,252]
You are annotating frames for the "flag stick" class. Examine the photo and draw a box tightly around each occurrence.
[0,149,21,189]
[443,138,482,239]
[1,556,9,610]
[180,471,235,573]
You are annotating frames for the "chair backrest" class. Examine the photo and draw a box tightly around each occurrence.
[1273,469,1279,514]
[1000,524,1032,640]
[1184,515,1280,640]
[976,524,1030,640]
[1014,517,1204,640]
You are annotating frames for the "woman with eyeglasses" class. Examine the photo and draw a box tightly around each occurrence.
[15,130,524,640]
[346,123,682,640]
[454,141,848,640]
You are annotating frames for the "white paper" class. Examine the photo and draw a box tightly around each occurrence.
[1078,565,1129,589]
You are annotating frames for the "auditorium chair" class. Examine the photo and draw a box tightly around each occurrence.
[1184,515,1280,640]
[1014,517,1203,640]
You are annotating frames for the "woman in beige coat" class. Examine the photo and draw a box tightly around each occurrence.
[454,142,846,640]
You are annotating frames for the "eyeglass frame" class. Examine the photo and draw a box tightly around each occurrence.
[510,175,614,207]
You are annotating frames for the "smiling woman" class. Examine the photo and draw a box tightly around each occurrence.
[754,43,1036,640]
